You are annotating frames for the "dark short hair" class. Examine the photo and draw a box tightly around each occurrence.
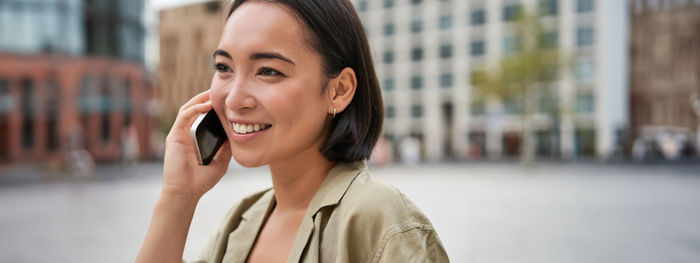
[227,0,383,162]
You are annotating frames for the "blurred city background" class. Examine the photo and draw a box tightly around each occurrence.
[0,0,699,262]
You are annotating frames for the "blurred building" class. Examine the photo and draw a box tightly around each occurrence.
[629,0,700,160]
[0,0,156,164]
[353,0,629,161]
[158,0,225,122]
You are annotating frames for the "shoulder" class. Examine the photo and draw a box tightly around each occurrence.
[339,168,431,226]
[331,168,449,262]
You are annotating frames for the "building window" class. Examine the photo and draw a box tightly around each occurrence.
[440,74,453,88]
[21,78,34,149]
[0,79,10,113]
[383,78,395,91]
[471,40,485,56]
[411,76,423,90]
[80,75,95,113]
[504,98,523,114]
[101,76,112,142]
[575,58,595,82]
[384,0,394,8]
[383,51,394,63]
[538,0,558,16]
[576,0,594,13]
[358,0,368,12]
[503,4,521,22]
[575,129,596,157]
[439,44,452,59]
[538,93,558,113]
[538,31,558,49]
[503,36,520,53]
[123,78,132,126]
[411,47,423,61]
[576,93,594,112]
[411,19,423,33]
[442,103,453,125]
[576,27,594,46]
[439,15,453,30]
[46,75,59,151]
[471,9,486,25]
[411,104,423,118]
[0,79,8,159]
[386,106,395,118]
[383,23,394,36]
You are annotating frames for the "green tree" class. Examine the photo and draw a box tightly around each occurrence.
[471,11,562,166]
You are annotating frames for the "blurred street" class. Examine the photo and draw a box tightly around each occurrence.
[1,162,699,263]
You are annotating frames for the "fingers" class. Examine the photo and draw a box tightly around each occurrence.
[210,141,232,169]
[172,100,213,131]
[178,90,211,113]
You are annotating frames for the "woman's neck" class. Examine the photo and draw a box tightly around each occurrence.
[268,147,336,213]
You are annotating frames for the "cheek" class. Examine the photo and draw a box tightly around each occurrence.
[270,83,327,135]
[209,80,230,133]
[209,81,228,111]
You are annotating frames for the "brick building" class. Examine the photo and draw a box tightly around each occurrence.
[158,0,226,122]
[0,54,155,163]
[629,0,700,157]
[0,0,156,164]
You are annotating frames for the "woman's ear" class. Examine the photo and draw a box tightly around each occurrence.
[327,67,357,115]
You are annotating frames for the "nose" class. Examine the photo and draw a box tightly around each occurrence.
[224,77,257,114]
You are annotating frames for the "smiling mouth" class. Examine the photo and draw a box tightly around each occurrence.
[231,122,272,135]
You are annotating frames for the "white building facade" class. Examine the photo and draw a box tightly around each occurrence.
[353,0,628,161]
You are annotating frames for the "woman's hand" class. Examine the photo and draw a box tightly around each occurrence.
[137,90,232,263]
[162,90,232,199]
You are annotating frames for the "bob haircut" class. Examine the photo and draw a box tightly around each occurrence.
[226,0,384,162]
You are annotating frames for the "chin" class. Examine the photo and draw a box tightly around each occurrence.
[231,150,267,168]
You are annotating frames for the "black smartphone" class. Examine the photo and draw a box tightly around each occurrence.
[190,109,227,165]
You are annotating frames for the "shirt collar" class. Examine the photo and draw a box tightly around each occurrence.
[305,160,366,216]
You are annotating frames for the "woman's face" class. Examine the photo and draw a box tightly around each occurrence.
[210,2,330,167]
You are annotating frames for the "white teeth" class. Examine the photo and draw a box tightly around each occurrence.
[232,122,270,134]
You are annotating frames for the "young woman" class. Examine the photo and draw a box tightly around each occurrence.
[137,0,448,262]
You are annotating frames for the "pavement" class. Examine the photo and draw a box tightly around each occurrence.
[1,161,699,263]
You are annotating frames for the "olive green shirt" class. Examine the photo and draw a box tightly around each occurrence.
[188,161,449,263]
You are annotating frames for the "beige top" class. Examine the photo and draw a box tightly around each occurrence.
[187,161,449,263]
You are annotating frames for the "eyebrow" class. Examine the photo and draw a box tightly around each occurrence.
[213,49,296,66]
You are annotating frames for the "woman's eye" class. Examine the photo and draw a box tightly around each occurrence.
[213,63,232,73]
[258,67,285,77]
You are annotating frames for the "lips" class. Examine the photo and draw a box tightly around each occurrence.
[231,122,272,135]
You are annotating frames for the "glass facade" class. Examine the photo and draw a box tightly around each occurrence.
[0,0,84,54]
[0,0,144,62]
